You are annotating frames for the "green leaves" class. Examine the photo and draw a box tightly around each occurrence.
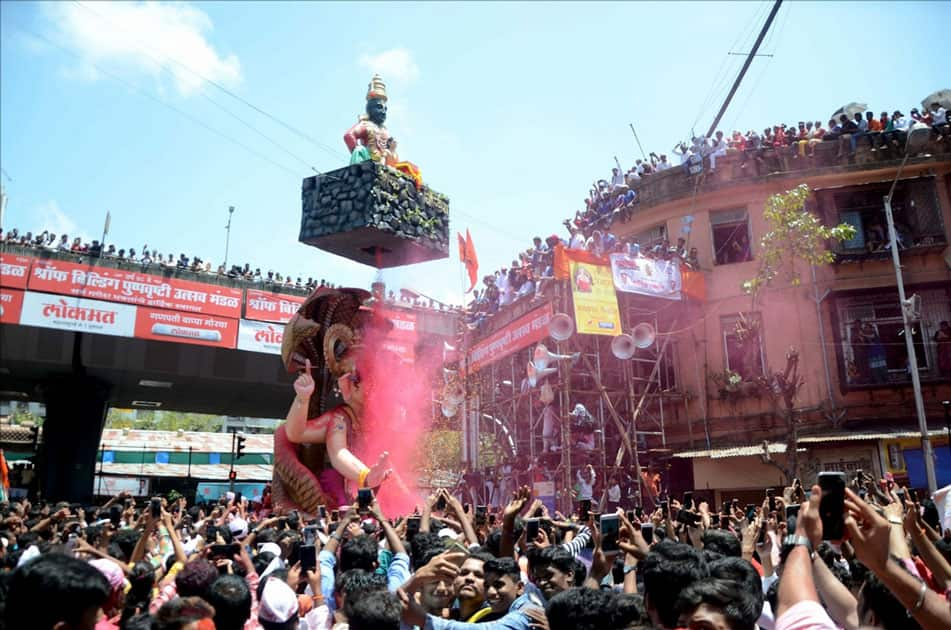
[744,184,856,296]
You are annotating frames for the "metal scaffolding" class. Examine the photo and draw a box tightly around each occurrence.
[465,282,690,512]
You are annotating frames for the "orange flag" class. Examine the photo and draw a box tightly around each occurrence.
[458,229,479,293]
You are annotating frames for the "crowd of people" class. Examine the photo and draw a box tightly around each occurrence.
[0,226,456,312]
[1,471,950,630]
[465,100,949,329]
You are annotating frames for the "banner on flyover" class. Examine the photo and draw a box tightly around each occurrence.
[0,288,24,324]
[0,254,32,289]
[378,307,417,364]
[609,253,682,300]
[244,289,305,324]
[93,475,150,497]
[468,302,553,372]
[237,319,284,355]
[569,259,621,336]
[28,259,242,318]
[20,291,137,337]
[134,306,239,349]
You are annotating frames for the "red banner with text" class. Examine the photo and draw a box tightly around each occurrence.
[244,289,305,324]
[0,287,25,324]
[0,254,33,289]
[378,307,417,364]
[27,259,242,318]
[133,306,239,349]
[468,302,553,372]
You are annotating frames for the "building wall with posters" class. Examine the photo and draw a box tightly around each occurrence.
[613,149,951,457]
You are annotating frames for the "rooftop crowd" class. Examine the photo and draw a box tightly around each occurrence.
[465,100,949,327]
[2,471,950,630]
[0,226,455,312]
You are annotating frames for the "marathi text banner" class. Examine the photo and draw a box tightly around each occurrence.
[244,289,305,324]
[468,303,553,372]
[610,253,682,300]
[28,259,242,318]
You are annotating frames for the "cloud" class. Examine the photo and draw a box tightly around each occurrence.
[33,200,94,244]
[358,48,420,84]
[41,1,241,96]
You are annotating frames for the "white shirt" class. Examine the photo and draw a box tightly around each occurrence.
[931,107,948,125]
[576,469,595,501]
[611,171,625,188]
[711,138,728,154]
[655,159,671,171]
[894,116,911,131]
[569,233,586,250]
[607,484,621,503]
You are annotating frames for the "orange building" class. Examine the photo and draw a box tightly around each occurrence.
[611,134,951,499]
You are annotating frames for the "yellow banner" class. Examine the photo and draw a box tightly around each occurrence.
[570,259,621,336]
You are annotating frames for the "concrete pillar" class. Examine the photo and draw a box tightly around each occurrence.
[41,376,111,503]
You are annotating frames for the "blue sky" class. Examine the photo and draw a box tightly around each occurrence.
[1,1,947,305]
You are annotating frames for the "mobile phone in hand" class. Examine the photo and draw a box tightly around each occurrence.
[406,516,420,539]
[475,505,487,524]
[682,492,693,510]
[234,491,243,505]
[579,499,591,522]
[358,488,373,510]
[210,543,241,559]
[785,504,800,532]
[150,497,162,519]
[435,494,447,512]
[766,488,776,513]
[525,518,540,542]
[640,523,654,543]
[600,514,620,552]
[299,545,317,572]
[318,505,327,520]
[660,501,669,517]
[818,472,847,540]
[330,510,339,522]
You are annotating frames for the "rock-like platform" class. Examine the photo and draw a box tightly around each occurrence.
[300,162,449,268]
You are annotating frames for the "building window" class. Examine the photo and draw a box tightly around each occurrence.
[818,177,946,257]
[721,313,764,379]
[711,208,752,265]
[835,287,951,387]
[632,224,667,254]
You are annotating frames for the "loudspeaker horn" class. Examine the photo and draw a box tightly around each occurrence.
[527,362,558,387]
[548,313,574,341]
[611,334,636,360]
[632,322,656,349]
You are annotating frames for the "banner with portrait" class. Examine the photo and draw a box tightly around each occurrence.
[610,253,682,300]
[569,259,621,336]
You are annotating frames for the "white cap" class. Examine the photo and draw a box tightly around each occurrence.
[258,577,299,623]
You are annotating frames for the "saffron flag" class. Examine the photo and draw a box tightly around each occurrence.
[458,229,479,293]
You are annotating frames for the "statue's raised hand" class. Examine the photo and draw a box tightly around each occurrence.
[366,451,392,488]
[294,359,316,400]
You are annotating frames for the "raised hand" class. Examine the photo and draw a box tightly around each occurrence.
[294,358,316,400]
[366,451,392,488]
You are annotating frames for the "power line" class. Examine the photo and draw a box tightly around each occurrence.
[72,1,348,163]
[13,23,303,178]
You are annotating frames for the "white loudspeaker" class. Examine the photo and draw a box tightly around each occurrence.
[527,362,558,387]
[611,334,636,360]
[632,322,656,349]
[548,313,574,341]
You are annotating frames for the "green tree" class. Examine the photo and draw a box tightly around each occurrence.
[104,409,224,432]
[739,184,855,483]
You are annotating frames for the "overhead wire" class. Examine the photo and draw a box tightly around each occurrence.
[11,24,304,178]
[68,0,329,173]
[72,0,348,164]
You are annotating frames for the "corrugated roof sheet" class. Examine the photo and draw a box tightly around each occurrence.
[99,462,272,481]
[673,428,946,459]
[100,429,273,454]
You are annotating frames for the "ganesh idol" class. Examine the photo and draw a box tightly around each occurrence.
[271,286,392,514]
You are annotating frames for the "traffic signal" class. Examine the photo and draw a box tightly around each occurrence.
[235,435,246,460]
[228,470,237,481]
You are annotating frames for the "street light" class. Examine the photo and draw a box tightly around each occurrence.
[224,206,235,270]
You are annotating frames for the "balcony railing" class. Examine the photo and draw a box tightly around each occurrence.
[621,131,951,216]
